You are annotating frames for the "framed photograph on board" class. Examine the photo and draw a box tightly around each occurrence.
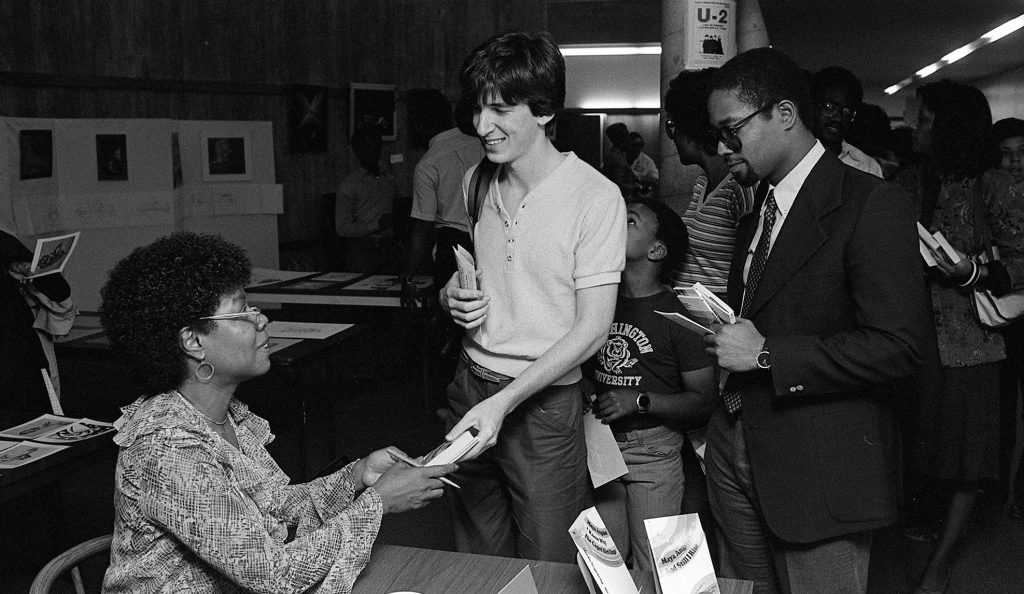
[201,131,252,182]
[19,129,53,180]
[350,83,397,141]
[96,133,129,181]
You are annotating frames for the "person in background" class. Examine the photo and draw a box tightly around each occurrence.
[440,31,626,563]
[335,124,398,272]
[907,81,1024,594]
[809,66,883,177]
[590,198,716,571]
[99,231,455,593]
[849,103,895,177]
[1,230,75,426]
[603,122,634,197]
[993,117,1024,521]
[702,48,928,594]
[626,131,659,198]
[663,68,754,297]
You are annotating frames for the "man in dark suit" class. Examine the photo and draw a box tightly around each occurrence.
[701,48,929,593]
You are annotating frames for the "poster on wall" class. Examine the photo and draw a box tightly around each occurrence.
[96,133,128,181]
[19,129,53,180]
[683,0,737,70]
[201,131,252,182]
[350,83,396,141]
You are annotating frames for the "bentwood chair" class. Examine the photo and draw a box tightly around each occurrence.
[30,533,112,594]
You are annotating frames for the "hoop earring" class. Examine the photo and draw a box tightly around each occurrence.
[195,361,215,383]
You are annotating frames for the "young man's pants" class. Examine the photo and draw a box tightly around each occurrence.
[445,352,590,563]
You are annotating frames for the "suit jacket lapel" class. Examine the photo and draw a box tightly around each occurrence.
[743,154,845,318]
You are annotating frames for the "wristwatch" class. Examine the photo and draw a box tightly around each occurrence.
[756,349,772,370]
[636,390,651,414]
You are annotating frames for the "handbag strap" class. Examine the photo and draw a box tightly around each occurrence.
[467,157,498,243]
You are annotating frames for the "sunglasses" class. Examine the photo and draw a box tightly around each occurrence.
[714,102,776,152]
[200,305,267,329]
[665,119,678,140]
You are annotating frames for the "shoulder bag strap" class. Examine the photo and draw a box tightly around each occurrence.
[970,176,996,260]
[467,157,497,244]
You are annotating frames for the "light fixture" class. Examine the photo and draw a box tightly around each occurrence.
[559,44,662,57]
[885,13,1024,95]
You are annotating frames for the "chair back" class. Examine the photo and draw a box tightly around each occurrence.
[30,533,113,594]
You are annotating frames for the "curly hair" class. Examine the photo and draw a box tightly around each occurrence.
[99,232,252,397]
[631,198,689,285]
[710,47,813,130]
[664,69,718,155]
[917,80,998,179]
[460,31,565,131]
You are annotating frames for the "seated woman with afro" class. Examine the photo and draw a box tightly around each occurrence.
[99,231,455,593]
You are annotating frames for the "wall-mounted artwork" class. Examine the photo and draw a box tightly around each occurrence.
[96,133,128,181]
[350,83,397,141]
[19,129,53,180]
[202,131,251,181]
[289,85,329,153]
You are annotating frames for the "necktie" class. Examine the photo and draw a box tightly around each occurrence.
[723,190,777,414]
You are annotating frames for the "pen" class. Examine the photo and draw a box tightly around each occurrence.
[387,450,461,489]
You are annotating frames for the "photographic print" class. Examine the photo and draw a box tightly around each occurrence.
[202,132,252,181]
[19,129,53,180]
[27,231,81,278]
[0,441,67,469]
[350,83,397,141]
[0,413,76,440]
[34,419,115,444]
[96,133,129,181]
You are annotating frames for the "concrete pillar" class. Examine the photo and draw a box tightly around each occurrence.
[658,0,769,216]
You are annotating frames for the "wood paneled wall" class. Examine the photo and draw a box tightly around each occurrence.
[0,0,546,242]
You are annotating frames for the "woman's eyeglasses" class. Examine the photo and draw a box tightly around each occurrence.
[714,102,777,153]
[200,306,267,328]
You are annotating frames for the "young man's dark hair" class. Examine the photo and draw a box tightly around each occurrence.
[631,198,689,284]
[664,69,717,154]
[459,31,565,131]
[809,66,863,105]
[709,47,813,129]
[993,117,1024,142]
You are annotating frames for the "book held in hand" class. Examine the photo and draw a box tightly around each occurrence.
[453,245,478,290]
[421,430,479,466]
[673,283,736,326]
[917,222,960,265]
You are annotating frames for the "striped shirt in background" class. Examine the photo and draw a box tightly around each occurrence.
[671,173,755,297]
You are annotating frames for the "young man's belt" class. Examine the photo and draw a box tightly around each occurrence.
[460,350,513,384]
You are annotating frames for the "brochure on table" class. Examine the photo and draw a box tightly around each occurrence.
[0,413,114,469]
[645,513,719,594]
[569,507,638,594]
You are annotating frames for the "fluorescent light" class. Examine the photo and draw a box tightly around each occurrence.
[982,14,1024,41]
[560,44,661,57]
[885,12,1024,95]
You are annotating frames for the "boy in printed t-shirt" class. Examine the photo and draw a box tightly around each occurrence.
[590,198,717,572]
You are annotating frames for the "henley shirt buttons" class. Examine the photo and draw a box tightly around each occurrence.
[789,385,804,393]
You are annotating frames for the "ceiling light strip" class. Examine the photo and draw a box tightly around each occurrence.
[559,44,662,57]
[885,13,1024,95]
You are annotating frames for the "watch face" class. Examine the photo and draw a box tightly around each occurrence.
[757,350,771,369]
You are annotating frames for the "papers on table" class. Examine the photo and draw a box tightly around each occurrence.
[497,565,540,594]
[249,267,316,287]
[454,245,478,290]
[266,321,353,340]
[0,414,115,468]
[264,337,302,354]
[309,272,363,283]
[645,513,719,594]
[27,231,80,278]
[569,507,638,594]
[583,408,628,488]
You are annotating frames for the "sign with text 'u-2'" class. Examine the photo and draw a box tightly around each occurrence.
[684,0,737,70]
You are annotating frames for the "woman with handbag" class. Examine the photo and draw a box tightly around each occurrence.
[908,80,1024,594]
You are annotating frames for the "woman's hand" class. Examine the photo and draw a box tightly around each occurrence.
[371,461,458,514]
[358,448,408,489]
[932,247,973,282]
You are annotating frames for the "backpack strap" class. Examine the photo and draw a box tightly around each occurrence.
[467,158,498,243]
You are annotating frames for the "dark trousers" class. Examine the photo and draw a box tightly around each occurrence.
[444,354,590,563]
[1000,320,1024,503]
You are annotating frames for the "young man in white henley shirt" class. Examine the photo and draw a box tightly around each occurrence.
[438,31,627,562]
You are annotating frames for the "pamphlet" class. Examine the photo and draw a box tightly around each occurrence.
[28,231,80,278]
[673,283,735,326]
[644,514,719,594]
[0,413,113,443]
[916,222,961,265]
[583,406,628,488]
[453,245,477,290]
[569,507,639,594]
[496,565,540,594]
[266,321,353,340]
[421,430,479,466]
[655,311,715,335]
[0,441,68,469]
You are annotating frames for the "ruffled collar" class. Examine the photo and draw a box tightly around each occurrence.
[113,391,271,448]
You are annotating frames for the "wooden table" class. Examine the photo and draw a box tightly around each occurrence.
[353,544,752,594]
